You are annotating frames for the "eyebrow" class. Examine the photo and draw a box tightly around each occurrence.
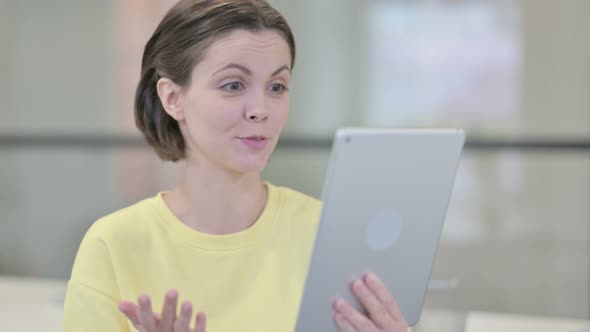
[211,63,290,78]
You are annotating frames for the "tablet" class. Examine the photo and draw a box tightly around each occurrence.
[295,128,465,330]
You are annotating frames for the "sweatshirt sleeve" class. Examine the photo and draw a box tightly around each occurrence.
[63,221,130,332]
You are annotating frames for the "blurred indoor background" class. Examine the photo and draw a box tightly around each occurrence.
[0,0,589,331]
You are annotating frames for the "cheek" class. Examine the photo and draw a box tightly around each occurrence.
[185,96,241,133]
[274,98,290,126]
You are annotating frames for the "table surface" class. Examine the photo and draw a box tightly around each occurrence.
[0,276,67,331]
[1,275,588,332]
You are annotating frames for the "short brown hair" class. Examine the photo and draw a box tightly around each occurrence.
[135,0,295,161]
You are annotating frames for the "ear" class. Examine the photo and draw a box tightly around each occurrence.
[156,77,185,121]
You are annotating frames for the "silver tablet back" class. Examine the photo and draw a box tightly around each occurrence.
[295,128,465,330]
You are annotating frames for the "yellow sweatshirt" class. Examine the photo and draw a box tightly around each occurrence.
[63,182,321,331]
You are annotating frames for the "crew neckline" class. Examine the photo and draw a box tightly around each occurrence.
[151,181,281,251]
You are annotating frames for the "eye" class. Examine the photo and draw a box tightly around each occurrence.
[268,83,288,94]
[222,81,244,92]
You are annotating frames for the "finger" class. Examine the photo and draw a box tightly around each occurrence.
[334,298,376,332]
[138,295,157,331]
[118,301,141,328]
[174,301,193,332]
[351,278,394,330]
[334,311,357,332]
[154,312,161,324]
[192,312,207,332]
[159,289,178,330]
[364,273,406,322]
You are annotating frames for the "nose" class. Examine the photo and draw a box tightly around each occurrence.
[244,107,269,122]
[245,109,268,122]
[244,91,269,122]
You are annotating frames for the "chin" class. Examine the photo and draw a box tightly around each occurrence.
[231,155,270,174]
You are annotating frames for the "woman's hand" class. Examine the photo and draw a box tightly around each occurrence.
[118,289,207,332]
[333,273,408,332]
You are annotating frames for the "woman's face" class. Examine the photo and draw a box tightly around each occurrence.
[177,29,291,175]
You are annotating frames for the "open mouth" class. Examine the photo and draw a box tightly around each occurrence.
[239,136,269,149]
[241,136,268,141]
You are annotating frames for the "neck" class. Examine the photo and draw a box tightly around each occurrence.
[163,157,268,235]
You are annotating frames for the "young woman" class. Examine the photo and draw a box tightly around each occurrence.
[63,1,408,331]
